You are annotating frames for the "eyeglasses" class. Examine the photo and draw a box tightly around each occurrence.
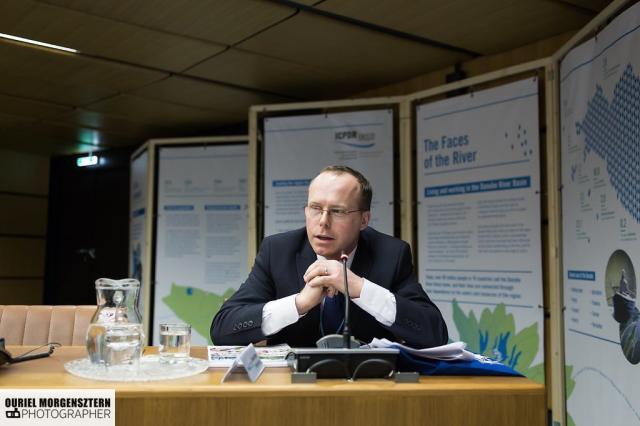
[305,205,362,220]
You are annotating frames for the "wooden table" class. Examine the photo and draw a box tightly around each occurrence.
[1,346,545,426]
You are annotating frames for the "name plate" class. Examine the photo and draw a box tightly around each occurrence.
[221,344,265,383]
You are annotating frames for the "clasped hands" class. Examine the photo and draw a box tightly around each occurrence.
[294,259,364,315]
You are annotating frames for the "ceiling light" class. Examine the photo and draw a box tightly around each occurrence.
[0,32,78,53]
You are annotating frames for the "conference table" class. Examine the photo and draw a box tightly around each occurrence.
[1,346,545,426]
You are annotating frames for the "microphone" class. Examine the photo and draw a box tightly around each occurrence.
[292,252,399,380]
[0,339,57,365]
[340,252,351,349]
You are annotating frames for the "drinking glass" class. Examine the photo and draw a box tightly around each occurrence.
[158,323,191,363]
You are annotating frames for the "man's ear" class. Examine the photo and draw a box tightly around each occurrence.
[360,211,371,230]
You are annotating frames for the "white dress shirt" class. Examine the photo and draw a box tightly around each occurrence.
[261,247,397,336]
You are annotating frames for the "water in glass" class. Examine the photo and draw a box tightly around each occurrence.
[159,324,191,362]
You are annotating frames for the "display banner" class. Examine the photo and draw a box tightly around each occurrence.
[153,144,248,345]
[416,78,544,382]
[263,109,394,237]
[129,150,148,315]
[561,3,640,425]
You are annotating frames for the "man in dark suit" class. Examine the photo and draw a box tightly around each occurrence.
[211,166,447,348]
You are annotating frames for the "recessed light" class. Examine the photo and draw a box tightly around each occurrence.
[0,32,78,53]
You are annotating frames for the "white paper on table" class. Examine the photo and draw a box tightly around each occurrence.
[208,344,291,367]
[366,338,476,361]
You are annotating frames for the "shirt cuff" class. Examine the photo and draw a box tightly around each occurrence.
[353,278,396,326]
[261,294,300,336]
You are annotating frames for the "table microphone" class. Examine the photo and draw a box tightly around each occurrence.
[289,253,399,379]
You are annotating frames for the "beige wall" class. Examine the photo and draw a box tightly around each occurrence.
[353,31,574,98]
[0,149,49,304]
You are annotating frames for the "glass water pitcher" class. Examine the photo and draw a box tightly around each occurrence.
[86,278,144,366]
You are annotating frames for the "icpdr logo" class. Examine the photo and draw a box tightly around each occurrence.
[334,130,376,148]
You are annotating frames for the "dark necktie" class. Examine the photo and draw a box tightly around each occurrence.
[322,294,344,335]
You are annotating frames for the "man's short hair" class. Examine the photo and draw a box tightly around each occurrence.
[316,165,372,211]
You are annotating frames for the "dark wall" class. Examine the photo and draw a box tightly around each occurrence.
[44,146,134,305]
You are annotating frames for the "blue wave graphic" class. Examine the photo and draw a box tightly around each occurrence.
[572,366,640,423]
[336,141,375,149]
[576,64,640,222]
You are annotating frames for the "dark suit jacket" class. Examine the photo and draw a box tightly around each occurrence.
[210,227,448,348]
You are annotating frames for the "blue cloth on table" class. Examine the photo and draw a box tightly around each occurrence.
[396,349,523,377]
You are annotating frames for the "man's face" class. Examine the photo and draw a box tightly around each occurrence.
[305,172,370,260]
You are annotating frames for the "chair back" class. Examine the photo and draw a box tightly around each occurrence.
[0,305,96,346]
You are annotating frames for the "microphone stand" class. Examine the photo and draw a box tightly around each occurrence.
[340,252,351,349]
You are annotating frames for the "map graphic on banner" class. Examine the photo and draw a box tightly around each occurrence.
[153,144,248,345]
[416,78,544,382]
[129,150,148,316]
[263,109,394,237]
[561,3,640,425]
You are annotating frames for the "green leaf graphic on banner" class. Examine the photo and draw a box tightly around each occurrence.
[452,299,542,382]
[163,283,235,344]
[565,364,576,398]
[521,363,544,384]
[565,365,577,425]
[453,300,480,350]
[510,323,539,370]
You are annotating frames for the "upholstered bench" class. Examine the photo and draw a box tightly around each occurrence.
[0,305,95,346]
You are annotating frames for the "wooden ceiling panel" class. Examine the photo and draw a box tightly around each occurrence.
[0,93,72,120]
[0,0,226,72]
[318,0,596,54]
[0,0,612,157]
[52,109,159,139]
[87,94,242,128]
[558,0,612,13]
[0,128,95,156]
[0,42,166,104]
[0,71,112,106]
[11,120,138,148]
[449,1,594,54]
[238,13,470,88]
[0,112,37,129]
[131,76,292,115]
[41,0,297,45]
[185,48,376,99]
